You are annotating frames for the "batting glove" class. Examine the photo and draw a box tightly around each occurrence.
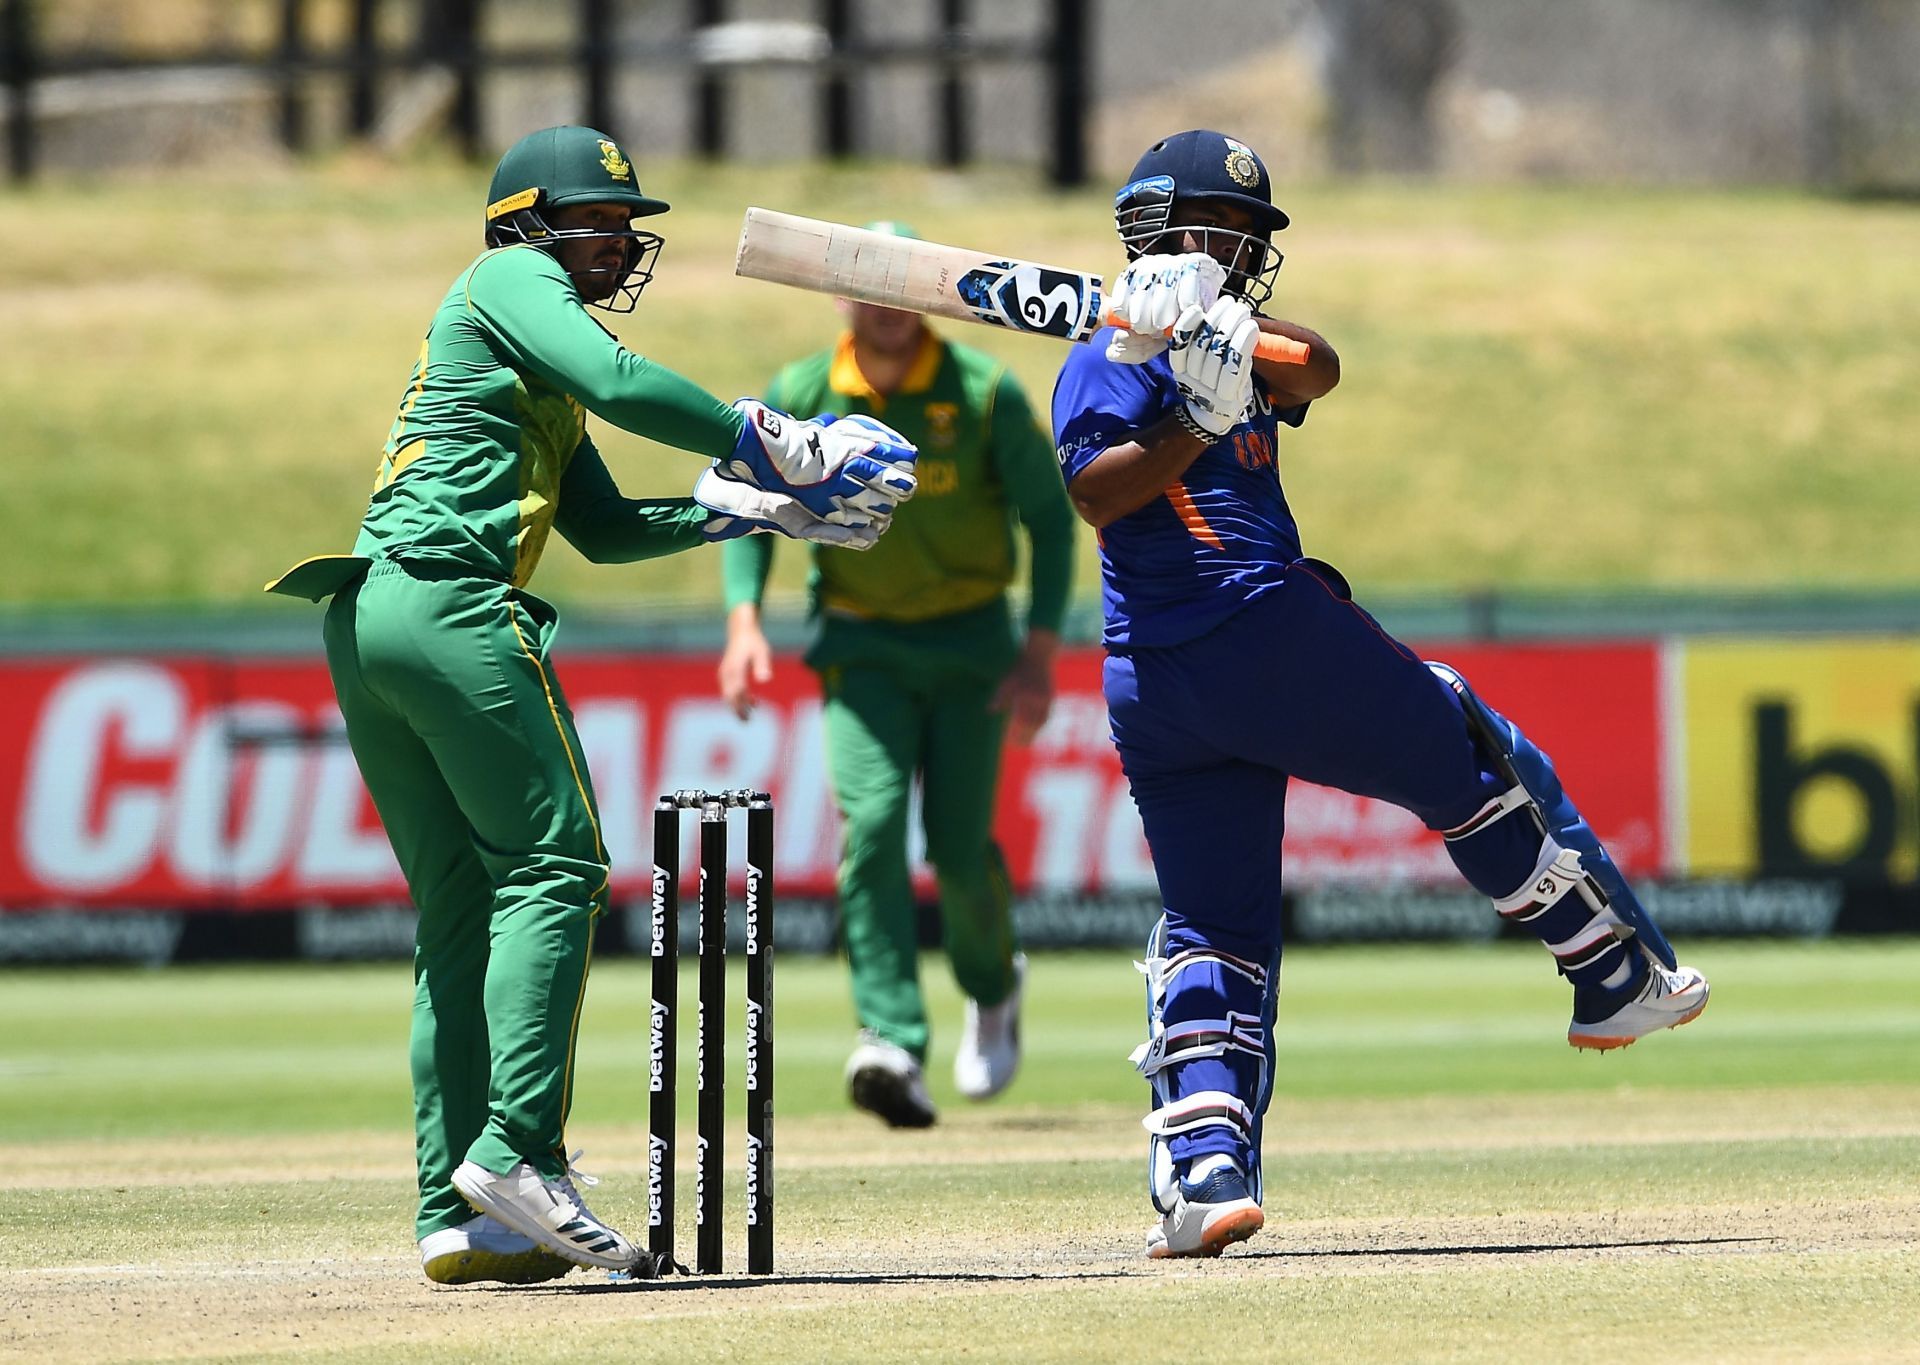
[1168,295,1260,439]
[724,400,918,525]
[1104,252,1227,365]
[693,465,888,550]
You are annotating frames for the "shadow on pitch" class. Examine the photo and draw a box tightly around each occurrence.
[1240,1235,1775,1260]
[501,1268,1134,1295]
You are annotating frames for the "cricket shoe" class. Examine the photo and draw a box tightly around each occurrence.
[451,1152,641,1271]
[845,1030,938,1128]
[1146,1155,1265,1259]
[1568,961,1710,1051]
[420,1213,574,1286]
[955,953,1026,1101]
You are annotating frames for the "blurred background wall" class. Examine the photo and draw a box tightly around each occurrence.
[6,0,1916,191]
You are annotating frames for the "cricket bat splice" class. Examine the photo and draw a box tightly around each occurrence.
[734,208,1310,365]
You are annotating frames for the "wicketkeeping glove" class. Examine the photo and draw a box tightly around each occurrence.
[692,465,887,550]
[1168,295,1260,438]
[1104,252,1227,365]
[723,400,918,525]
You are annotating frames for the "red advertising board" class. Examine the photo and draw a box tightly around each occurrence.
[0,643,1662,909]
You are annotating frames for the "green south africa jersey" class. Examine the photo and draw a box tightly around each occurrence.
[288,243,747,594]
[723,331,1074,630]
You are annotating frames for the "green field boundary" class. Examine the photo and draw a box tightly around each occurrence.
[4,588,1918,656]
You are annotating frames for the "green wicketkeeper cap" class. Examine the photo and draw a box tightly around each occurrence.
[485,125,670,229]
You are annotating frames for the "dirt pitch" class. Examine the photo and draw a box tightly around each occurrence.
[6,1089,1918,1364]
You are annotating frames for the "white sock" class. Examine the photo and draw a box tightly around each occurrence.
[1187,1153,1241,1182]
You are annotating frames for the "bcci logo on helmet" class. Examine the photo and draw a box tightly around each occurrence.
[1223,137,1261,189]
[599,139,633,183]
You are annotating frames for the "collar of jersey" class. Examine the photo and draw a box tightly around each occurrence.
[829,329,942,406]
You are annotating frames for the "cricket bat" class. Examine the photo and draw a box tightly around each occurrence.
[734,208,1310,365]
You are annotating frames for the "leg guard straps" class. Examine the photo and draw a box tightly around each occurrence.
[1135,923,1275,1211]
[1131,946,1269,1070]
[1492,837,1637,983]
[1142,1090,1255,1142]
[1492,837,1611,922]
[1137,945,1269,999]
[1129,1013,1266,1076]
[1430,659,1678,970]
[1442,782,1534,841]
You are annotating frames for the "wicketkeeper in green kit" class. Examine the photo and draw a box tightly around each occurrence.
[267,126,918,1285]
[718,225,1075,1127]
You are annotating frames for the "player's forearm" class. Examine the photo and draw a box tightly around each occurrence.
[720,532,776,610]
[1023,514,1075,633]
[1255,318,1339,404]
[565,353,747,459]
[558,498,709,563]
[469,251,748,460]
[1022,626,1061,663]
[1066,417,1210,529]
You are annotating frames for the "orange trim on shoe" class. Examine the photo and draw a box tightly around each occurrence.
[1149,1204,1266,1259]
[1568,999,1708,1051]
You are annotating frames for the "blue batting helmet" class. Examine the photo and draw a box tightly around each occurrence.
[1114,130,1288,306]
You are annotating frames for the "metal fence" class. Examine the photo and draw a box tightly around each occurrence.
[2,2,1914,192]
[0,0,1091,183]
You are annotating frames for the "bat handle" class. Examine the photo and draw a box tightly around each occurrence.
[1100,311,1311,366]
[1252,332,1311,365]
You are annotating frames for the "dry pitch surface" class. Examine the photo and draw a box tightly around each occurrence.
[3,948,1917,1362]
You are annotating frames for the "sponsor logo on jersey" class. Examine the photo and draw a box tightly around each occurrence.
[914,458,958,495]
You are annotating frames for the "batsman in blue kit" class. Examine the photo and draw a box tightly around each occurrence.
[1051,130,1711,1260]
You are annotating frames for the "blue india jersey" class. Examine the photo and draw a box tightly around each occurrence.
[1052,326,1308,648]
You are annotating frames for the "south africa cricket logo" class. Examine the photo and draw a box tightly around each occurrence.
[599,139,633,182]
[954,261,1101,341]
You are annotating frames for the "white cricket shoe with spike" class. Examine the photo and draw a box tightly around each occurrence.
[451,1152,641,1271]
[955,953,1026,1101]
[420,1213,574,1285]
[1145,1154,1265,1259]
[1568,961,1710,1051]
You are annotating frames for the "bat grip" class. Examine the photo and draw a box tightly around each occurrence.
[1100,312,1311,366]
[1253,332,1311,365]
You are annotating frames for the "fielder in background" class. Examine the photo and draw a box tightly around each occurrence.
[1051,129,1710,1259]
[267,126,917,1285]
[719,223,1076,1128]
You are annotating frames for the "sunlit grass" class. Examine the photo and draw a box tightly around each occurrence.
[4,159,1916,607]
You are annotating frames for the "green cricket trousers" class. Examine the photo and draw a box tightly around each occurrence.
[808,600,1023,1061]
[323,558,607,1239]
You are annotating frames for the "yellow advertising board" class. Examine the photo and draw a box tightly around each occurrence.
[1681,639,1920,880]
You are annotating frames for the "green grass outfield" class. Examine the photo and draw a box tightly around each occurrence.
[2,940,1916,1362]
[3,161,1916,608]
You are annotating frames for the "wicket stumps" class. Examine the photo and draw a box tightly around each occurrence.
[649,789,774,1276]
